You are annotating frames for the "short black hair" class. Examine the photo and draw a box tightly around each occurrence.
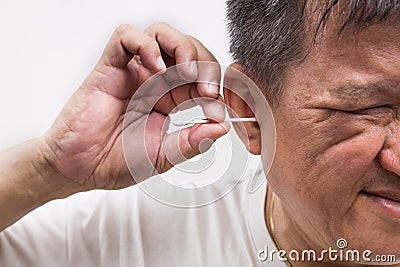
[226,0,400,105]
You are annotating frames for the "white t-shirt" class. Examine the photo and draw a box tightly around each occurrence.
[0,156,285,267]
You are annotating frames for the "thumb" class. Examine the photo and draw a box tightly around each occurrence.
[160,122,230,170]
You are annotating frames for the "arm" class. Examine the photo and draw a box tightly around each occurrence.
[0,138,78,231]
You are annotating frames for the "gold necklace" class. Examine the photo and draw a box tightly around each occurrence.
[268,191,293,267]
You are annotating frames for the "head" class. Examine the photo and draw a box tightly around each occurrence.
[225,0,400,262]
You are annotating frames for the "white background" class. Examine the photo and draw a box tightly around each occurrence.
[0,0,231,150]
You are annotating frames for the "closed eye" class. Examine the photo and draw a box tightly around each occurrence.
[350,105,394,115]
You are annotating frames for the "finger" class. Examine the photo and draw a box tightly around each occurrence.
[153,35,221,99]
[186,36,221,98]
[182,122,230,159]
[185,37,225,121]
[161,122,230,169]
[152,83,199,115]
[145,24,224,120]
[197,95,226,122]
[145,22,198,81]
[176,36,224,121]
[153,83,225,123]
[99,24,166,73]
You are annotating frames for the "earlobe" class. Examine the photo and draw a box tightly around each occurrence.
[223,63,261,155]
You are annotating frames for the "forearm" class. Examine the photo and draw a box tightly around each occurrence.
[0,138,78,231]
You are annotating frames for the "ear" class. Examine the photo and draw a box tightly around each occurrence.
[223,62,261,155]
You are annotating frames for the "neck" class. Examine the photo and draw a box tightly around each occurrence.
[265,186,400,267]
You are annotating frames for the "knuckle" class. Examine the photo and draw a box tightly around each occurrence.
[150,21,171,30]
[114,24,131,36]
[185,34,200,43]
[143,39,158,51]
[186,35,217,61]
[180,36,197,51]
[185,42,198,56]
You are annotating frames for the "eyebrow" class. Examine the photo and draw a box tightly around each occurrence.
[329,79,399,100]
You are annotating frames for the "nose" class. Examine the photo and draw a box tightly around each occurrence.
[378,140,400,176]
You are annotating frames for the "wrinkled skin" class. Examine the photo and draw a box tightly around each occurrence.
[267,20,400,266]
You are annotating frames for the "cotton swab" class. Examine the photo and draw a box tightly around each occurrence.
[172,117,257,126]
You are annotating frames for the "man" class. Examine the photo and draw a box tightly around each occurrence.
[0,1,399,266]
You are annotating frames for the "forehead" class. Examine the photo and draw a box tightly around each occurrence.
[284,19,400,98]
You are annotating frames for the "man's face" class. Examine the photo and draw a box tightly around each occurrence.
[267,20,400,255]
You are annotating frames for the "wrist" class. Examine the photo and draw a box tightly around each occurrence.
[0,138,81,230]
[34,137,83,202]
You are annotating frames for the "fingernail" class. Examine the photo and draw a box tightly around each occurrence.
[157,56,166,70]
[208,80,220,96]
[188,61,198,76]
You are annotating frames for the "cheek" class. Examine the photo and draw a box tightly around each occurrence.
[313,126,385,197]
[266,110,386,235]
